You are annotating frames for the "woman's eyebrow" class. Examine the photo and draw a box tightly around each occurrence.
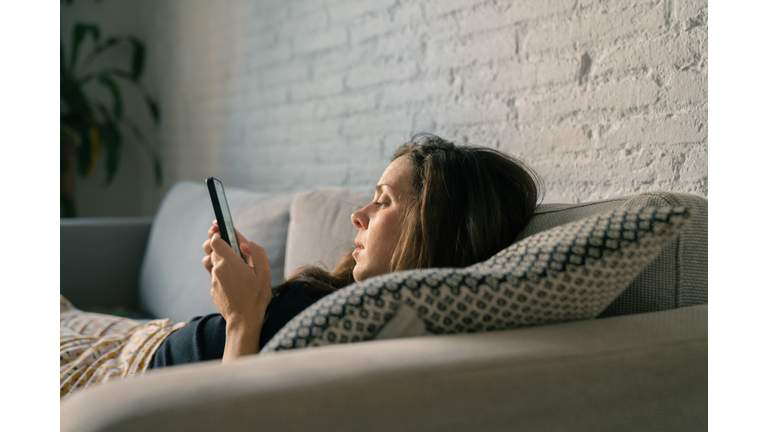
[375,184,395,192]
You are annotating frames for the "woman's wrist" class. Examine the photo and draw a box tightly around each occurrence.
[222,311,265,362]
[225,318,261,337]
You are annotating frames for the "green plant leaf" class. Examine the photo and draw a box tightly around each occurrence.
[145,95,160,125]
[62,19,161,189]
[60,121,81,146]
[61,75,94,119]
[96,68,133,81]
[71,23,100,73]
[79,68,128,85]
[96,36,122,54]
[128,38,145,80]
[76,123,93,177]
[61,121,82,174]
[80,36,122,72]
[98,120,121,184]
[98,75,123,120]
[61,116,89,176]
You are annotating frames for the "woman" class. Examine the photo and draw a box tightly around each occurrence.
[60,134,541,395]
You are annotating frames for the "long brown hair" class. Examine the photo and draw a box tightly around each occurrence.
[276,133,541,293]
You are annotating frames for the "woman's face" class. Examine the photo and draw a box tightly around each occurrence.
[351,156,415,281]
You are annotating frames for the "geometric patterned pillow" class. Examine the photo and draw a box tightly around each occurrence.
[260,206,693,353]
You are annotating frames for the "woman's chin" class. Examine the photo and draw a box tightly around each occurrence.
[352,265,374,283]
[352,265,361,282]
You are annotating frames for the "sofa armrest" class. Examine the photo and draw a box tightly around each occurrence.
[60,217,153,311]
[60,305,707,432]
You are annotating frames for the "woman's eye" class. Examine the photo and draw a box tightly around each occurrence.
[374,202,385,207]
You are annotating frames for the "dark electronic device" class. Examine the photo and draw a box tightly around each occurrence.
[205,177,241,258]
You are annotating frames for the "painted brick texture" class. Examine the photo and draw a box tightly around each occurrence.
[66,0,708,214]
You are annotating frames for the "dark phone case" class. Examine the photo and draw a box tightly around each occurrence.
[205,177,239,256]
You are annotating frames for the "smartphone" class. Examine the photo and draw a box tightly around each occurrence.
[205,177,241,258]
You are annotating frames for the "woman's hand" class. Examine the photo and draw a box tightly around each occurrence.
[202,221,262,273]
[202,221,224,275]
[206,223,272,361]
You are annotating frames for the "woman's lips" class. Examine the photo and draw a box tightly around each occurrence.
[352,243,364,257]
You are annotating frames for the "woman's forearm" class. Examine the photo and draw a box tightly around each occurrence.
[222,317,263,363]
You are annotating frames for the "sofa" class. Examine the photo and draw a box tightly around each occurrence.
[60,181,707,432]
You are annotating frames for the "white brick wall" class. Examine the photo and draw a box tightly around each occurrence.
[65,0,707,215]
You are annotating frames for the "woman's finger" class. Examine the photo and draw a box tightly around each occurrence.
[210,250,221,268]
[247,241,270,270]
[239,242,251,262]
[202,255,213,275]
[238,241,265,268]
[203,238,213,255]
[208,223,219,240]
[210,233,239,262]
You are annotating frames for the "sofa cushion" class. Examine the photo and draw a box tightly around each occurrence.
[519,191,708,317]
[284,188,372,279]
[139,181,292,323]
[262,206,692,352]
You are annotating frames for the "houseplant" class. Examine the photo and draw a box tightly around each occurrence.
[60,11,161,217]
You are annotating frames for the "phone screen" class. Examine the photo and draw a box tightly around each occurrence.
[212,179,240,257]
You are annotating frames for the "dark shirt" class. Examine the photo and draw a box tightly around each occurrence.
[148,281,330,369]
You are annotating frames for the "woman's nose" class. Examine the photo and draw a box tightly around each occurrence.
[351,208,368,229]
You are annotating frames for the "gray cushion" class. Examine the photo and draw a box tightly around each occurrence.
[519,192,708,317]
[284,188,372,279]
[263,206,692,352]
[139,181,292,322]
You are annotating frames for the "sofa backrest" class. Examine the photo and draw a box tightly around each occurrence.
[284,189,707,318]
[139,181,292,322]
[521,191,708,317]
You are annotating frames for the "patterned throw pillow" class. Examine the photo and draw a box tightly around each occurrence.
[261,206,692,353]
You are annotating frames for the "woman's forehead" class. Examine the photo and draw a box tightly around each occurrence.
[378,157,414,193]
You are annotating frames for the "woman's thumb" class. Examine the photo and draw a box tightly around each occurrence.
[211,233,236,259]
